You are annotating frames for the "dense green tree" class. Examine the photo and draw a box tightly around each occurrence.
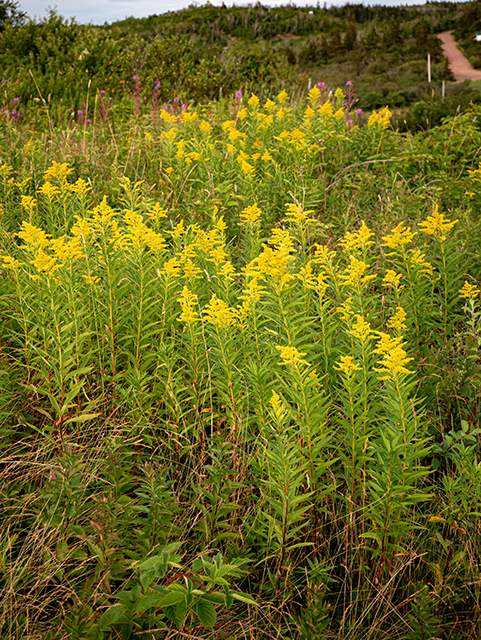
[0,0,25,29]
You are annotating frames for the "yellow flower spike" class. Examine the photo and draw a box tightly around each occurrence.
[171,220,186,240]
[199,120,212,133]
[2,256,21,270]
[304,105,315,121]
[0,163,13,179]
[264,99,276,112]
[387,307,407,333]
[277,89,289,105]
[203,294,238,329]
[165,167,174,175]
[147,203,167,222]
[261,149,272,162]
[334,87,345,101]
[161,257,181,277]
[347,315,373,343]
[20,195,36,215]
[39,181,59,198]
[82,274,100,285]
[222,119,236,131]
[319,101,334,120]
[237,108,248,120]
[308,85,321,104]
[177,285,199,323]
[69,178,91,196]
[30,248,60,276]
[459,280,481,300]
[248,93,260,108]
[160,110,177,124]
[334,355,361,377]
[240,276,265,307]
[374,333,414,380]
[16,221,51,250]
[50,235,84,262]
[383,269,403,291]
[182,111,197,124]
[268,228,295,253]
[418,205,458,242]
[71,216,93,239]
[382,222,416,251]
[337,297,355,321]
[89,196,116,226]
[276,345,308,367]
[368,107,392,128]
[269,390,289,424]
[44,161,73,184]
[240,203,261,225]
[314,244,337,269]
[340,221,374,254]
[340,256,376,288]
[334,108,344,121]
[284,202,315,227]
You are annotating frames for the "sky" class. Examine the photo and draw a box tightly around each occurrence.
[18,0,448,26]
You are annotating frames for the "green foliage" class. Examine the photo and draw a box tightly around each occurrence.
[3,80,481,639]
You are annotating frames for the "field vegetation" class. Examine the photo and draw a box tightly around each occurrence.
[2,1,481,639]
[1,1,481,131]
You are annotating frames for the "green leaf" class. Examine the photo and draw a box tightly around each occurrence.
[98,605,127,628]
[195,599,216,627]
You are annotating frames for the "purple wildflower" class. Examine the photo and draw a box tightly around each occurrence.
[317,82,325,88]
[356,108,363,115]
[235,90,243,100]
[346,81,353,86]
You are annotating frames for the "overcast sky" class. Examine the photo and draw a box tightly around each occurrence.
[18,0,440,26]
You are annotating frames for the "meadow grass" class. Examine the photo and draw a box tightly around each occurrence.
[1,85,481,639]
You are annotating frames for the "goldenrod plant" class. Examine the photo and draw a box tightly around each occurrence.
[2,84,481,639]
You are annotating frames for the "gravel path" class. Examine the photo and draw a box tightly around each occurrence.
[437,31,481,82]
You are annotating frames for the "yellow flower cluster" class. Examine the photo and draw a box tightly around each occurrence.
[367,106,392,128]
[340,221,374,254]
[374,333,413,380]
[340,256,376,289]
[459,280,480,300]
[276,345,308,367]
[334,355,361,377]
[382,222,416,251]
[241,203,261,225]
[178,286,198,324]
[203,294,237,329]
[387,307,407,333]
[284,203,315,227]
[418,206,458,242]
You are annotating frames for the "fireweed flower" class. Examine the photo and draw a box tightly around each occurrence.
[334,355,361,377]
[276,345,308,367]
[418,205,458,242]
[203,294,237,329]
[459,281,481,300]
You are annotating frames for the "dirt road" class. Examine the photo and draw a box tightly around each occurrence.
[437,31,481,82]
